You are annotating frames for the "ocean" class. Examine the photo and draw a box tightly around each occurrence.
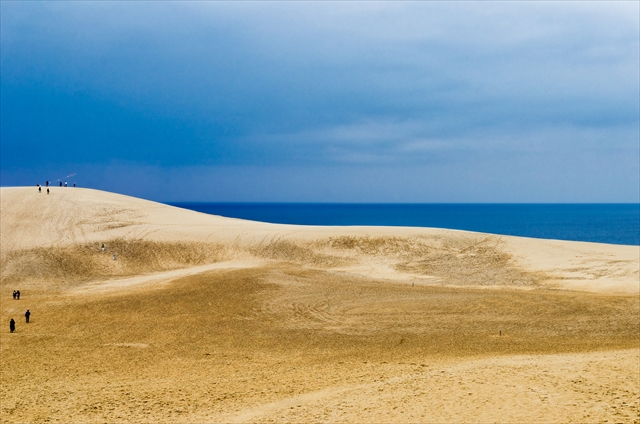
[168,203,640,246]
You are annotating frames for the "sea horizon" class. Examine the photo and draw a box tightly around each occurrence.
[168,202,640,246]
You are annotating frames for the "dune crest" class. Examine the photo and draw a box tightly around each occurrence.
[2,187,637,294]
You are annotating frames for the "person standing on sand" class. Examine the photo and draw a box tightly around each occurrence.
[47,188,50,194]
[16,290,20,300]
[38,185,41,193]
[46,181,49,187]
[13,290,16,300]
[25,310,30,323]
[10,319,15,333]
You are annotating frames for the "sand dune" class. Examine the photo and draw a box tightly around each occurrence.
[1,187,638,423]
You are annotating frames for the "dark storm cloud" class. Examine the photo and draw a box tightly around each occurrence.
[1,1,638,201]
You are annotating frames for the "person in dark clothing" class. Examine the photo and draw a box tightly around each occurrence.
[47,188,50,194]
[25,310,30,323]
[59,181,62,187]
[46,181,49,187]
[12,291,16,300]
[16,291,20,300]
[38,185,41,193]
[10,319,15,333]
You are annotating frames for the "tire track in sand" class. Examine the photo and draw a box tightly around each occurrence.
[65,259,259,297]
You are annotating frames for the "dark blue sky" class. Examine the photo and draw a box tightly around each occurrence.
[1,2,638,202]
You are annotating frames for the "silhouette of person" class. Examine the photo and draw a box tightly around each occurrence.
[73,183,76,187]
[25,310,30,323]
[10,319,15,333]
[38,185,41,193]
[47,188,50,194]
[12,290,16,300]
[16,291,20,300]
[59,181,62,187]
[46,181,49,187]
[64,181,67,187]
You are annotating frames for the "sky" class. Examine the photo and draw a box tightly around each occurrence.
[1,1,638,203]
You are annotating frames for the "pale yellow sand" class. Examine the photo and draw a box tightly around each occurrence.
[1,187,638,423]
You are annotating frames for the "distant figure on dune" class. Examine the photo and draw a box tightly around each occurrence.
[46,181,49,187]
[47,188,50,195]
[12,290,16,300]
[113,254,117,260]
[25,310,30,323]
[9,319,15,333]
[16,291,20,300]
[59,181,62,187]
[38,185,41,193]
[73,182,76,187]
[101,243,105,252]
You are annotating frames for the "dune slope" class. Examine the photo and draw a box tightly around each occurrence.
[1,187,638,423]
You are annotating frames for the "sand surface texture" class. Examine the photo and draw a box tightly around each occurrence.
[1,187,638,423]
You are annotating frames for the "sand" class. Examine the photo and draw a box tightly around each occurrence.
[1,186,638,423]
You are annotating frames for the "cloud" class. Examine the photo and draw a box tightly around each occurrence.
[1,1,638,201]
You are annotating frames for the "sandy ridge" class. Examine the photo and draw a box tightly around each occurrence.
[2,187,638,294]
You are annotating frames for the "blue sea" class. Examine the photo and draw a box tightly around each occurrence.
[168,203,640,246]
